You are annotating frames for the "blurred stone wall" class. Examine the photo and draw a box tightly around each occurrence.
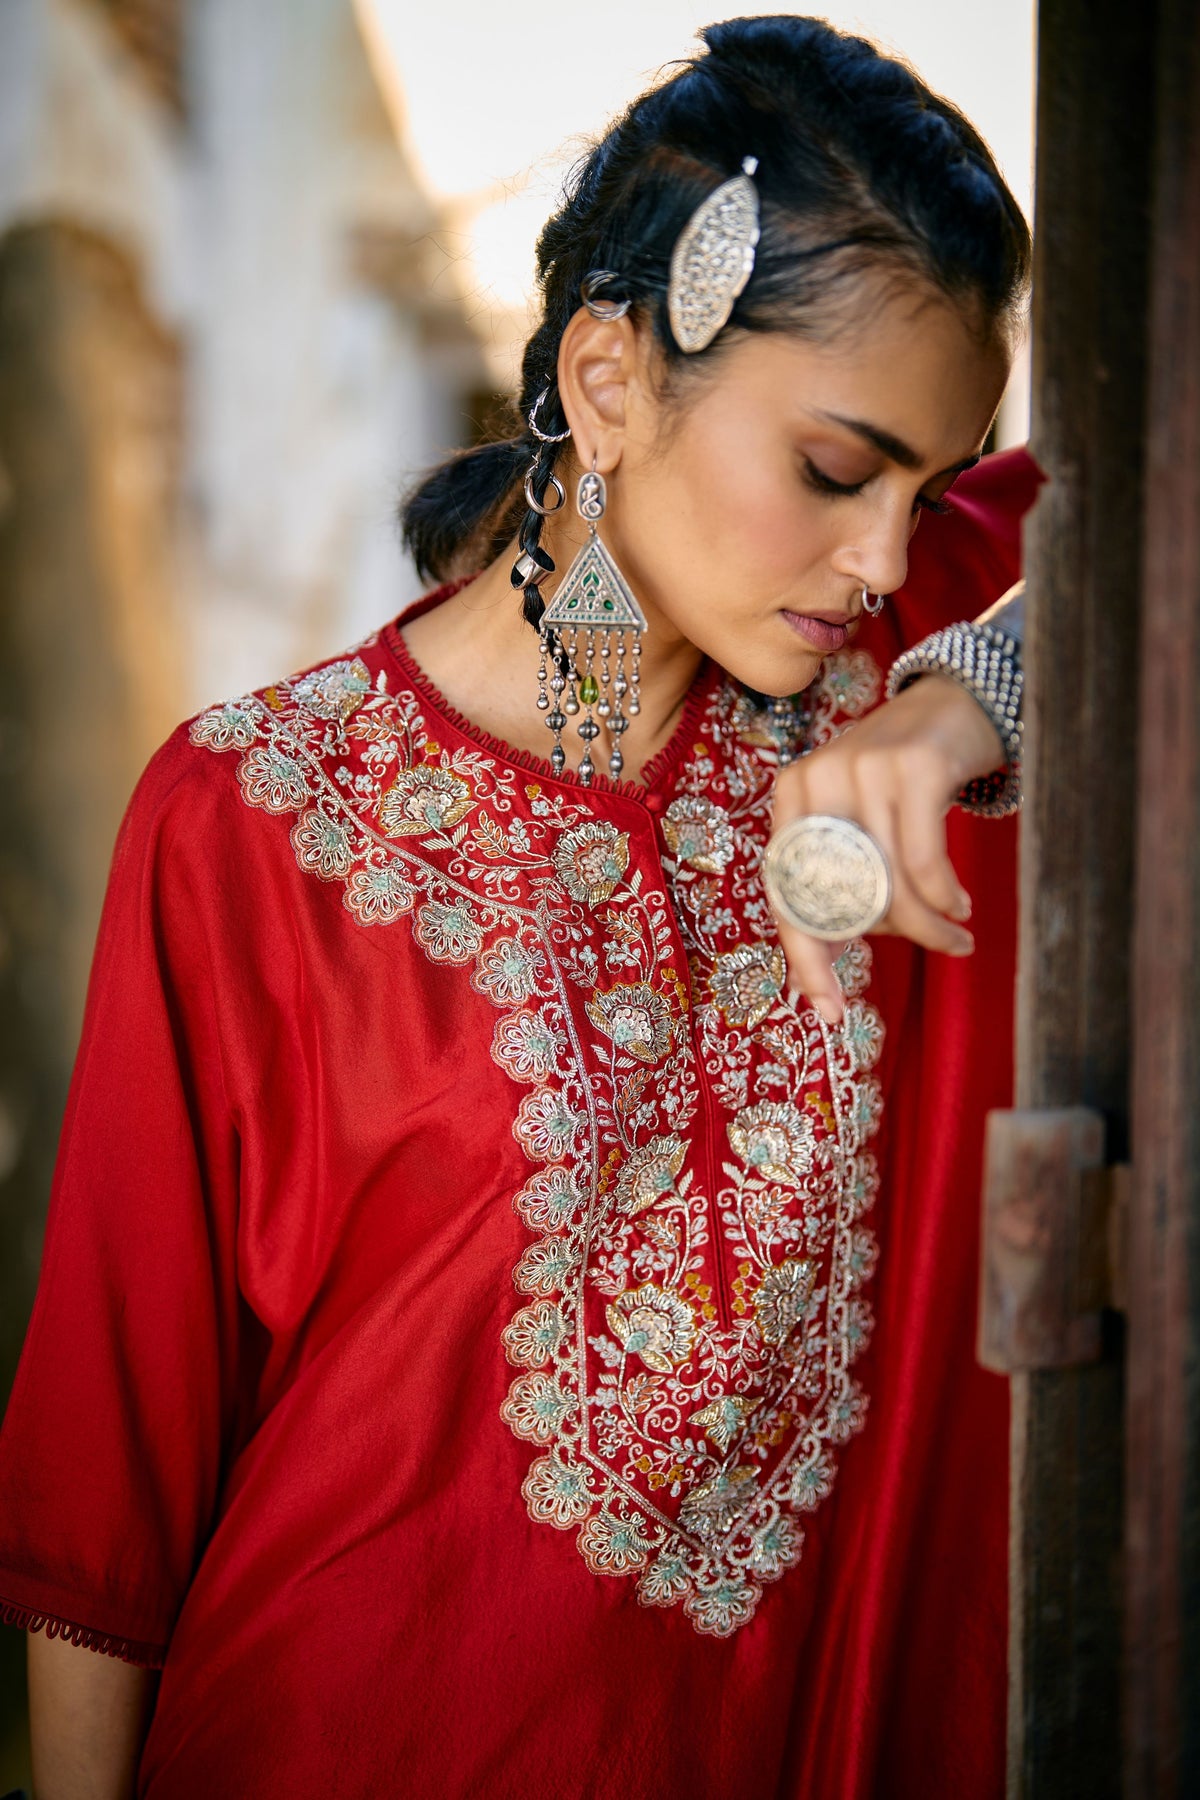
[0,0,488,1776]
[0,221,183,1354]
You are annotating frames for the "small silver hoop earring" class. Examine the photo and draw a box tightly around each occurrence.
[580,269,632,321]
[523,462,566,516]
[862,587,885,616]
[527,387,571,445]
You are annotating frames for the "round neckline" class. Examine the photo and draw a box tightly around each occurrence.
[382,578,722,805]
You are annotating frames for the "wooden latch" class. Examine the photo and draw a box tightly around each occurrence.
[978,1107,1129,1373]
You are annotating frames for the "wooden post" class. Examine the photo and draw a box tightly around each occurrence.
[1126,0,1200,1790]
[1007,0,1156,1790]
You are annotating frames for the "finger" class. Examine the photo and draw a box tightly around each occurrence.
[893,766,972,921]
[775,916,846,1026]
[863,800,975,957]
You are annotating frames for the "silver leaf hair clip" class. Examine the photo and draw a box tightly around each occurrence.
[667,155,760,353]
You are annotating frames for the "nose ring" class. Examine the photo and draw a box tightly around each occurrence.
[862,586,885,616]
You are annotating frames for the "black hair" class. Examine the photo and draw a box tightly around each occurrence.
[401,14,1031,599]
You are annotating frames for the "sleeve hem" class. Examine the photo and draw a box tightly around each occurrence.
[1,1598,166,1668]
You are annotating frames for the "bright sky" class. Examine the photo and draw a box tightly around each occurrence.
[358,1,1035,388]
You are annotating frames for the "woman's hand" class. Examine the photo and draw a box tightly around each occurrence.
[769,673,1007,1025]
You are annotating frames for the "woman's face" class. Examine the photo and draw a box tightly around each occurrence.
[597,285,1011,697]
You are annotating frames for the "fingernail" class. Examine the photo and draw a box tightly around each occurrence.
[950,892,972,922]
[950,932,975,956]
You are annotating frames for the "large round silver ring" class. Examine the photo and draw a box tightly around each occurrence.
[762,814,892,940]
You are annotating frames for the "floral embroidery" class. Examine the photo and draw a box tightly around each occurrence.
[380,765,474,836]
[710,942,786,1029]
[294,656,372,724]
[552,821,630,904]
[291,809,355,881]
[753,1257,817,1344]
[662,795,734,873]
[512,1166,579,1230]
[842,998,884,1071]
[728,1102,815,1184]
[238,744,309,813]
[639,1550,691,1606]
[585,983,675,1062]
[828,1384,869,1441]
[578,1506,656,1575]
[849,1077,884,1142]
[833,938,873,998]
[812,649,880,719]
[415,900,482,964]
[188,641,887,1638]
[789,1451,835,1511]
[190,697,258,752]
[500,1371,574,1443]
[473,937,544,1005]
[493,1012,564,1084]
[847,1228,879,1287]
[748,1514,802,1579]
[502,1300,569,1368]
[514,1236,581,1296]
[522,1450,594,1527]
[606,1284,697,1373]
[343,860,414,925]
[678,1466,760,1539]
[514,1089,581,1161]
[612,1135,686,1215]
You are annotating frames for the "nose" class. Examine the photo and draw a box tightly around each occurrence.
[832,505,914,601]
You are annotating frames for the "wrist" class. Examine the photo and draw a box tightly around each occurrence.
[895,671,1008,789]
[885,616,1023,818]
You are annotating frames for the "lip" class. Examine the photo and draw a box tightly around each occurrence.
[781,610,852,652]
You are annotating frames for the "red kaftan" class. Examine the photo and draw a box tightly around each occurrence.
[0,450,1040,1799]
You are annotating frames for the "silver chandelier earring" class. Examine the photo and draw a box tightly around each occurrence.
[862,587,885,616]
[537,459,647,785]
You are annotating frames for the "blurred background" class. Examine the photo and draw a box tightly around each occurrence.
[0,0,1033,1777]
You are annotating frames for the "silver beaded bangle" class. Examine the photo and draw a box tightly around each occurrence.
[885,618,1024,818]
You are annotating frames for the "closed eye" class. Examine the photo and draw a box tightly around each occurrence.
[802,456,956,516]
[800,457,867,500]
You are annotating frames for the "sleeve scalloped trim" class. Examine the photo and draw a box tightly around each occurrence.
[1,1600,166,1668]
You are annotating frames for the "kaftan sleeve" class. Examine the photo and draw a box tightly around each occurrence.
[0,731,249,1666]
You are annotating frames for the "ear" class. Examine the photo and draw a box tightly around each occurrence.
[555,307,645,474]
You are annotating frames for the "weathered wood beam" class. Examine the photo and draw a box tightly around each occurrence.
[1126,0,1200,1791]
[1009,0,1157,1789]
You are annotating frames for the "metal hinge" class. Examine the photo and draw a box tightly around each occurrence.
[978,1107,1130,1373]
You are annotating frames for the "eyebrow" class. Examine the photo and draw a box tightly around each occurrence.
[814,409,983,478]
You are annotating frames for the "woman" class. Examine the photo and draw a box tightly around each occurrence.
[0,17,1039,1798]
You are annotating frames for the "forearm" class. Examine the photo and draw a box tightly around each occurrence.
[28,1630,158,1800]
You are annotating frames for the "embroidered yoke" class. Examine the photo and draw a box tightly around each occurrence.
[191,634,885,1638]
